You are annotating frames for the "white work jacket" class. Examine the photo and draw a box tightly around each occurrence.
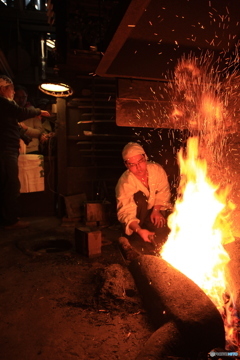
[115,162,171,235]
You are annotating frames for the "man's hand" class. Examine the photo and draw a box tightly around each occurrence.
[138,229,155,243]
[129,221,155,243]
[40,110,50,117]
[150,209,166,228]
[19,122,27,130]
[39,132,55,144]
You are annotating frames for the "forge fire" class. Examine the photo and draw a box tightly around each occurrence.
[160,57,240,352]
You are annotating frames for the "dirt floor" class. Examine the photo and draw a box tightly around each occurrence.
[0,217,154,360]
[2,213,240,360]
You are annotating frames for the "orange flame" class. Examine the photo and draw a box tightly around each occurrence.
[161,136,235,344]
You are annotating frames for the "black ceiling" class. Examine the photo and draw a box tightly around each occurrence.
[96,0,240,80]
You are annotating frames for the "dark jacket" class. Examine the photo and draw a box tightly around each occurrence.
[0,96,41,153]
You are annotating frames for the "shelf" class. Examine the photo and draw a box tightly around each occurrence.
[76,75,116,81]
[68,134,138,140]
[68,98,116,103]
[77,133,137,138]
[78,154,120,158]
[78,120,115,124]
[77,149,120,153]
[81,112,115,117]
[94,92,116,96]
[93,99,116,102]
[91,83,116,88]
[74,140,134,145]
[68,98,93,102]
[75,165,123,169]
[77,105,116,109]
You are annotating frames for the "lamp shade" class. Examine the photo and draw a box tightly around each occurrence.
[39,83,73,97]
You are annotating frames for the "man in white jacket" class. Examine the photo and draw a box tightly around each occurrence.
[14,86,44,154]
[116,142,171,250]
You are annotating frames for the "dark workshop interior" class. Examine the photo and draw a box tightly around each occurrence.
[1,1,240,359]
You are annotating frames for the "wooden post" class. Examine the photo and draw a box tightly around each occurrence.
[56,97,67,217]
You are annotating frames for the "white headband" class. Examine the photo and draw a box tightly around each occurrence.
[0,77,13,87]
[122,142,147,161]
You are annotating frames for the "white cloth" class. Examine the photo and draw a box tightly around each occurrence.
[21,116,43,153]
[115,162,171,235]
[18,154,44,193]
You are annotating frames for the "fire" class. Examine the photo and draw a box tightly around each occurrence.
[161,136,236,346]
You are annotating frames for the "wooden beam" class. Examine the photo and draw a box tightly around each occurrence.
[95,0,151,78]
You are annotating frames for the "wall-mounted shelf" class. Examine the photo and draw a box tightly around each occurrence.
[78,120,116,124]
[59,75,136,203]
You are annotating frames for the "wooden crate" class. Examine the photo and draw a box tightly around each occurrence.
[75,226,102,258]
[84,202,110,226]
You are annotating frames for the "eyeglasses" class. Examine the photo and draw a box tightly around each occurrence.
[125,155,146,169]
[15,96,27,99]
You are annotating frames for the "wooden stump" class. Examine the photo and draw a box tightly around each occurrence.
[129,255,225,358]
